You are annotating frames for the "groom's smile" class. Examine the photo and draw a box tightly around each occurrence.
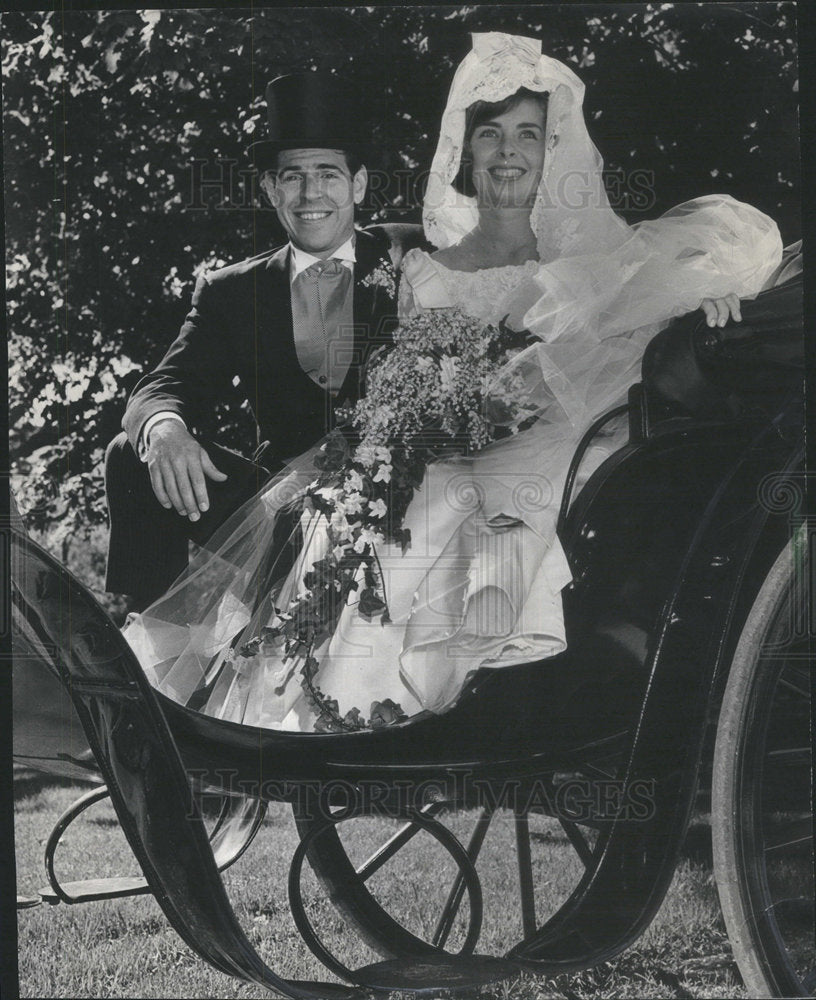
[263,148,368,258]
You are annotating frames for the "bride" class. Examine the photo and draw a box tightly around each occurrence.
[124,33,782,731]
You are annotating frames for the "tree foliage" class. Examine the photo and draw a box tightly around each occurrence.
[4,3,799,542]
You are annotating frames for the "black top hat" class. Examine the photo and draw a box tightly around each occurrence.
[248,71,372,171]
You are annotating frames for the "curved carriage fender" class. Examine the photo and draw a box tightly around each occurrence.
[10,529,360,1000]
[509,422,802,972]
[12,644,99,782]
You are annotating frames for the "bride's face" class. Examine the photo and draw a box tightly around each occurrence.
[467,97,547,210]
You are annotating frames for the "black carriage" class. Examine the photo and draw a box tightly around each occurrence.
[11,250,810,998]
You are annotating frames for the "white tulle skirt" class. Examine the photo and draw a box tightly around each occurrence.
[125,418,625,731]
[124,194,783,732]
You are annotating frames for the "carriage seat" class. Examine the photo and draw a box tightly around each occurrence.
[457,250,805,755]
[642,246,803,422]
[364,221,431,268]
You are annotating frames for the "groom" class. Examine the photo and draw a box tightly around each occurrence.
[105,71,424,610]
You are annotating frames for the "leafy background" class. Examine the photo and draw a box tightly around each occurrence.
[4,3,800,570]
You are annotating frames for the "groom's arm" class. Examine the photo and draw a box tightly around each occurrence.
[123,272,236,453]
[123,271,237,518]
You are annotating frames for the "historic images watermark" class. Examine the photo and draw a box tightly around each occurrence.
[186,767,657,825]
[183,159,657,216]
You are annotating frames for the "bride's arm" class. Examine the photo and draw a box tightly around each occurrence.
[630,193,781,315]
[700,293,742,328]
[520,194,782,343]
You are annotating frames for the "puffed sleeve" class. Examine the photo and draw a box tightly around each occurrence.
[398,248,456,319]
[487,196,783,434]
[522,194,783,344]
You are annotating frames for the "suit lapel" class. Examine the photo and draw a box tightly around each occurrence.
[260,245,293,361]
[352,228,393,332]
[256,244,332,441]
[339,229,398,403]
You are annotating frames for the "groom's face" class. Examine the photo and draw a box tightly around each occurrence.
[263,148,368,257]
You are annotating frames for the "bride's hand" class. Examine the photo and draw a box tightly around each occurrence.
[700,293,742,328]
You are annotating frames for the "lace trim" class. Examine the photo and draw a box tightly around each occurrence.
[424,256,540,326]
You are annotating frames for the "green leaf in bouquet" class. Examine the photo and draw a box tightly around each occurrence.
[237,637,261,658]
[369,698,408,728]
[313,713,337,734]
[343,707,364,729]
[393,527,412,554]
[358,587,387,621]
[496,314,536,351]
[307,490,334,516]
[302,655,319,681]
[313,429,350,471]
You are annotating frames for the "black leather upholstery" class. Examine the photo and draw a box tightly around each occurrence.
[642,252,803,419]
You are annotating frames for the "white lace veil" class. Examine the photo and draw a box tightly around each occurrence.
[419,30,781,434]
[423,32,632,262]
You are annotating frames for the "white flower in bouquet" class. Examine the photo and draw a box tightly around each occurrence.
[353,443,378,469]
[345,469,365,491]
[239,307,538,733]
[354,526,384,554]
[439,356,459,395]
[343,491,366,515]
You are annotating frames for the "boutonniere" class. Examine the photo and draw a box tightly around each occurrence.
[360,258,397,301]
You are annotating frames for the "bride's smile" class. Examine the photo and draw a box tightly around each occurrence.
[469,96,547,209]
[490,166,526,179]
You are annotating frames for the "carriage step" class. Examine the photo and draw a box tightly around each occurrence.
[16,895,42,910]
[38,876,151,904]
[352,954,521,994]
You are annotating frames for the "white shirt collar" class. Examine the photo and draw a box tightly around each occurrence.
[289,235,356,281]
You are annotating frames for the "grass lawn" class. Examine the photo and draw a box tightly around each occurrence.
[14,768,747,999]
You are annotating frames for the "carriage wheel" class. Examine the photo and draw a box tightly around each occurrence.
[288,803,486,982]
[712,535,815,998]
[293,776,610,969]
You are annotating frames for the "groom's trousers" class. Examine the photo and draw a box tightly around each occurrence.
[104,432,276,610]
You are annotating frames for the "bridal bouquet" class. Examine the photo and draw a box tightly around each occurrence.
[236,309,538,732]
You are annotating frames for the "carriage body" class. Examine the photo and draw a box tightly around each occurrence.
[11,267,809,997]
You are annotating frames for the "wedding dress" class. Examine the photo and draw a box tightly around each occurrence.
[123,32,782,732]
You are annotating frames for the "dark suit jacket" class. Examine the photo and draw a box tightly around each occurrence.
[123,224,427,464]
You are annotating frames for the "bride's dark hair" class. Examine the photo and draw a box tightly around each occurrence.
[452,87,549,198]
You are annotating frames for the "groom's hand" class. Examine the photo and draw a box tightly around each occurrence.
[146,420,227,521]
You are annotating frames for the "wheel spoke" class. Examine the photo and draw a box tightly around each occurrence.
[801,967,816,993]
[764,746,811,766]
[764,817,813,854]
[432,806,494,949]
[581,760,618,780]
[766,895,814,915]
[559,818,595,868]
[514,811,537,939]
[354,801,445,881]
[778,670,811,700]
